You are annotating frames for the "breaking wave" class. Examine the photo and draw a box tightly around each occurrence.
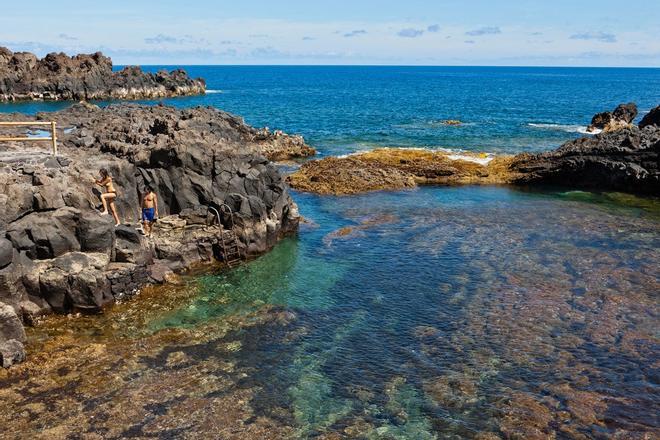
[527,123,600,135]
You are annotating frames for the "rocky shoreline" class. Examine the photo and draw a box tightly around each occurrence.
[0,103,315,367]
[289,103,660,196]
[0,47,205,101]
[1,100,657,368]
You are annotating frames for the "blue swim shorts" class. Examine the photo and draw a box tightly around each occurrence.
[142,208,155,222]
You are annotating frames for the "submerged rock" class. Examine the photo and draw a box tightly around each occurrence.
[0,103,313,365]
[0,46,205,101]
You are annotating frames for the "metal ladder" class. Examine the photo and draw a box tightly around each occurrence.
[207,204,243,268]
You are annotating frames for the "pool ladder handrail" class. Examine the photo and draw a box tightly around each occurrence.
[205,203,242,268]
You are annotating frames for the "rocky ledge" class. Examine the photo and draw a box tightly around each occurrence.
[586,102,638,133]
[0,47,205,102]
[510,103,659,195]
[0,103,315,367]
[289,103,660,196]
[287,149,514,195]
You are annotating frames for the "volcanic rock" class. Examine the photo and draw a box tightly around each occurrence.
[0,301,26,368]
[0,238,12,268]
[639,105,660,128]
[587,102,638,133]
[509,124,660,195]
[613,102,638,123]
[0,47,205,102]
[0,302,25,343]
[0,339,26,368]
[290,105,659,196]
[0,102,313,366]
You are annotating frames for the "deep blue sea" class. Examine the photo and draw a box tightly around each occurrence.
[3,66,660,156]
[2,67,659,438]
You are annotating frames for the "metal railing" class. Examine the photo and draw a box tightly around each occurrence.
[0,121,58,155]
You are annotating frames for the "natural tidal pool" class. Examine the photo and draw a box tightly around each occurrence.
[1,186,659,439]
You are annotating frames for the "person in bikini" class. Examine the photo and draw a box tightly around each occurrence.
[93,168,121,226]
[141,185,159,237]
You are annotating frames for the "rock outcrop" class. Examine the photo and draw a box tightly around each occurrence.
[0,47,205,101]
[289,104,659,196]
[0,303,26,367]
[0,103,314,366]
[639,105,660,129]
[287,149,513,195]
[509,123,660,195]
[587,102,638,133]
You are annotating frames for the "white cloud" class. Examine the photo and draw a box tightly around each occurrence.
[344,30,367,38]
[58,33,78,41]
[398,28,425,38]
[1,18,657,66]
[144,34,207,45]
[465,27,501,36]
[569,32,616,43]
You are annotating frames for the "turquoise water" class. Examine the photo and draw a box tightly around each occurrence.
[142,186,659,438]
[1,67,659,437]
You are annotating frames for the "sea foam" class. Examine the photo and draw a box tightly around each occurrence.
[528,123,599,135]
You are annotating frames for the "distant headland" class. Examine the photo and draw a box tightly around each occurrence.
[0,47,206,102]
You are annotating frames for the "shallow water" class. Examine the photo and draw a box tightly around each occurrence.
[2,186,658,439]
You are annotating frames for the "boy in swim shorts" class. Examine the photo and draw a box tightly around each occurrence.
[141,185,159,237]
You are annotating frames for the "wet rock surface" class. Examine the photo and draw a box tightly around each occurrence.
[0,103,312,365]
[0,47,205,101]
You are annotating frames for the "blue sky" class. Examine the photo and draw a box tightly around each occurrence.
[1,0,659,66]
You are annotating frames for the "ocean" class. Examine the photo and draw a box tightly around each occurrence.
[5,66,660,156]
[1,67,659,438]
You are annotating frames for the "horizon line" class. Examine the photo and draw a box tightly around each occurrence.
[116,63,660,69]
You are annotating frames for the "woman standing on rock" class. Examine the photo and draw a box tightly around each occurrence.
[93,168,121,226]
